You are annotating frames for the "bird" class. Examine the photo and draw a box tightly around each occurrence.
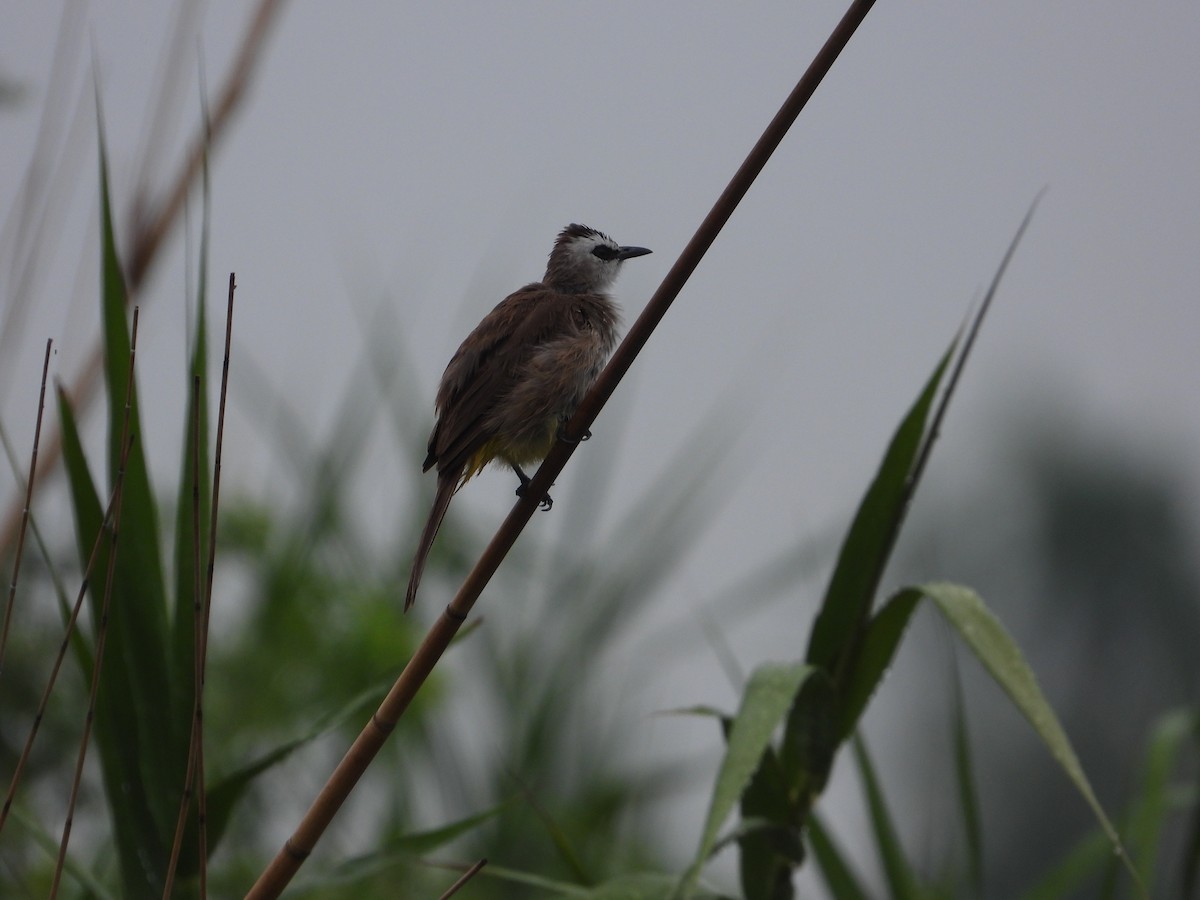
[404,224,652,611]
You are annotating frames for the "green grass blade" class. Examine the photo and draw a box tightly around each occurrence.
[918,582,1143,896]
[835,588,922,741]
[805,346,951,677]
[853,734,922,900]
[97,126,182,814]
[807,813,870,900]
[446,863,591,896]
[675,662,816,898]
[58,386,160,895]
[808,195,1042,689]
[583,873,725,899]
[511,771,591,886]
[171,155,210,714]
[738,748,802,900]
[950,654,984,896]
[289,802,509,891]
[779,667,836,814]
[1184,767,1200,900]
[1123,709,1199,893]
[52,129,188,894]
[7,804,120,900]
[55,388,99,674]
[1017,829,1112,900]
[185,679,389,874]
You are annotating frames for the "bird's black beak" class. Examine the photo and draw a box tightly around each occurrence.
[617,245,652,260]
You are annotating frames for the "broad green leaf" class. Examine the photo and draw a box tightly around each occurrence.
[675,662,815,898]
[805,347,951,677]
[835,588,921,741]
[853,735,922,900]
[807,814,870,900]
[919,582,1142,894]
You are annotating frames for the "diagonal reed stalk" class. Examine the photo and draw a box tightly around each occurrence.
[246,1,879,895]
[0,424,132,839]
[437,858,488,900]
[0,339,53,677]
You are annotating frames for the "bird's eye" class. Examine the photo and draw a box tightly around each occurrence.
[591,245,619,261]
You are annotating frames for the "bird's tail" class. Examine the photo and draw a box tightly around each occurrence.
[405,474,457,611]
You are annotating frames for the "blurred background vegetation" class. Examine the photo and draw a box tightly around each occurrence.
[1,4,1197,898]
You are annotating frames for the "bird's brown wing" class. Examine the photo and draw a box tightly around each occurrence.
[425,284,575,475]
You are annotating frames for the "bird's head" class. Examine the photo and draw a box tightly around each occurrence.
[544,224,651,294]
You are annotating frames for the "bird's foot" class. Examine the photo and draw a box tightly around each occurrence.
[515,482,553,511]
[557,421,591,444]
[513,464,553,511]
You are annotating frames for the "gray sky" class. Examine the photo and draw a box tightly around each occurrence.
[4,0,1199,889]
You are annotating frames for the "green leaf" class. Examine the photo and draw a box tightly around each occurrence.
[449,863,590,896]
[807,193,1043,692]
[583,873,725,899]
[835,588,921,741]
[1184,775,1200,900]
[950,655,984,896]
[94,129,183,895]
[853,734,922,900]
[659,705,733,723]
[738,747,801,900]
[182,680,389,874]
[807,813,870,900]
[1123,709,1199,893]
[1017,829,1112,900]
[6,804,120,900]
[170,168,210,730]
[805,346,951,679]
[918,582,1143,895]
[675,662,816,898]
[473,867,726,899]
[56,388,99,676]
[779,665,834,791]
[59,386,159,896]
[290,802,509,892]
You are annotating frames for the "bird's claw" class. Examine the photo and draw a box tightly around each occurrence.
[557,422,591,444]
[515,482,554,511]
